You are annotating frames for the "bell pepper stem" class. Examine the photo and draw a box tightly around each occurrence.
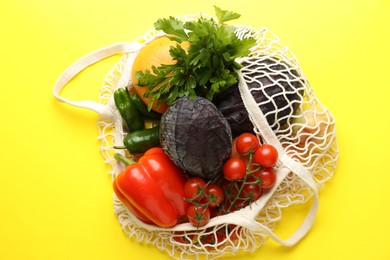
[114,153,136,166]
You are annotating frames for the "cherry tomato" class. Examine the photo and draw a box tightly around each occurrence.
[241,182,262,201]
[205,184,224,208]
[235,133,260,154]
[230,137,259,172]
[253,144,278,168]
[186,205,210,227]
[223,157,246,180]
[184,177,206,202]
[258,168,277,189]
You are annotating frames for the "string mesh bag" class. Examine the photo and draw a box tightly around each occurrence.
[53,14,338,260]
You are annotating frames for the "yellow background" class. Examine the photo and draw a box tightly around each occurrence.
[1,0,389,259]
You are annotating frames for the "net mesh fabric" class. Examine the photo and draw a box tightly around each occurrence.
[237,27,338,189]
[96,20,338,259]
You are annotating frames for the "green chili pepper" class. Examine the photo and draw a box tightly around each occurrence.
[114,88,144,131]
[122,125,160,154]
[129,92,162,120]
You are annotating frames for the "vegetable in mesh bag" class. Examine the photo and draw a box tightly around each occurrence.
[113,148,189,228]
[134,6,256,112]
[160,96,232,181]
[53,7,338,258]
[94,7,337,260]
[213,57,305,137]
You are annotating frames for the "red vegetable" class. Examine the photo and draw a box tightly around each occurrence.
[184,177,207,202]
[235,133,259,154]
[223,157,246,180]
[113,181,153,224]
[113,147,189,227]
[242,182,262,201]
[205,184,224,208]
[257,168,277,189]
[253,144,278,168]
[186,205,210,228]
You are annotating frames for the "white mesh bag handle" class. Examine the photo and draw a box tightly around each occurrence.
[235,74,319,246]
[52,42,141,119]
[52,41,148,177]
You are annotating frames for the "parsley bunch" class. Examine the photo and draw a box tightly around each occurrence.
[136,6,256,110]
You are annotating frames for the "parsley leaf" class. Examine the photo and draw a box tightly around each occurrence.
[154,17,187,42]
[214,5,241,24]
[136,6,256,110]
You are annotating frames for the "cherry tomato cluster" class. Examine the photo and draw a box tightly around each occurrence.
[222,133,278,213]
[183,177,224,228]
[182,133,278,228]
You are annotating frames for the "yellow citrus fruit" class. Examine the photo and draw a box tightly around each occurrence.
[131,36,190,114]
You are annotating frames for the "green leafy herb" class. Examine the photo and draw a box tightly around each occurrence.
[136,6,256,110]
[214,5,241,24]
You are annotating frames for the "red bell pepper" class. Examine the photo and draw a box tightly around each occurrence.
[113,147,189,228]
